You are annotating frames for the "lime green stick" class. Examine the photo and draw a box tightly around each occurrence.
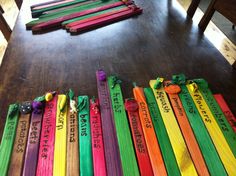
[0,104,19,176]
[78,96,93,176]
[27,0,119,27]
[144,88,181,176]
[108,76,139,176]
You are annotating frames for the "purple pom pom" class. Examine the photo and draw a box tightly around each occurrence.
[32,101,43,114]
[98,70,106,81]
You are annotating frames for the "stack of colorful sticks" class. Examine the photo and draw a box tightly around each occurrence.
[26,0,142,34]
[0,71,236,176]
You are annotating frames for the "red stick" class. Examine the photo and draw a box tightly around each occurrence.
[125,99,154,176]
[36,96,57,176]
[65,6,129,28]
[214,94,236,133]
[32,1,124,31]
[31,0,66,10]
[90,99,107,176]
[69,7,142,33]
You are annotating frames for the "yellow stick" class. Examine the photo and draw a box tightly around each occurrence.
[150,80,197,176]
[186,83,236,175]
[53,94,68,176]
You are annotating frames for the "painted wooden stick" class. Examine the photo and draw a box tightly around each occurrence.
[0,104,19,176]
[143,88,180,176]
[31,1,124,31]
[124,99,153,176]
[32,0,76,10]
[193,79,236,157]
[43,0,97,16]
[178,83,227,175]
[66,90,79,176]
[36,96,57,176]
[62,5,125,26]
[108,76,139,176]
[8,103,31,176]
[96,70,123,176]
[65,6,129,28]
[149,80,198,176]
[53,94,67,176]
[32,0,87,18]
[90,98,107,176]
[31,0,66,10]
[214,94,236,133]
[78,95,93,176]
[186,82,236,175]
[165,81,209,176]
[69,7,142,33]
[27,0,120,28]
[22,102,44,176]
[133,86,167,176]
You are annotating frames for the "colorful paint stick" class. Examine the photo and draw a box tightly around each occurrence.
[186,81,236,175]
[67,90,79,176]
[150,80,198,176]
[214,94,236,133]
[193,79,236,157]
[36,95,57,176]
[8,102,31,176]
[96,70,123,176]
[108,76,139,176]
[178,83,227,176]
[165,82,209,176]
[90,98,107,176]
[133,86,167,176]
[144,88,180,176]
[53,94,67,176]
[22,101,44,176]
[78,95,93,176]
[125,99,154,176]
[0,104,19,176]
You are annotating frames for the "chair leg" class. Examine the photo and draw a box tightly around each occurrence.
[198,0,216,32]
[0,13,12,41]
[187,0,201,18]
[15,0,23,9]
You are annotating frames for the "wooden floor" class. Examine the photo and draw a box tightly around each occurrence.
[0,0,235,66]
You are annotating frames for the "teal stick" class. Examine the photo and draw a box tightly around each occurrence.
[107,76,139,176]
[78,96,93,176]
[144,88,181,176]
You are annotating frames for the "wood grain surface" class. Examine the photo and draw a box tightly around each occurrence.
[0,0,236,144]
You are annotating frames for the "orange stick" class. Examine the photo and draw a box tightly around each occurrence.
[165,82,209,176]
[133,86,167,176]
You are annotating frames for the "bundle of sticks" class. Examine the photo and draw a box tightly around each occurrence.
[26,0,142,34]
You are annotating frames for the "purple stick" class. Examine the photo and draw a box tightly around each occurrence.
[96,70,123,176]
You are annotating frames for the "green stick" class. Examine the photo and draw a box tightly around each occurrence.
[144,88,181,176]
[107,76,139,176]
[78,95,93,176]
[0,104,19,176]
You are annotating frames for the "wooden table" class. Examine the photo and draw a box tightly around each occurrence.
[0,0,236,139]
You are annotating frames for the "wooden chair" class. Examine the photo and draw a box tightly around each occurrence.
[198,0,236,32]
[187,0,200,18]
[0,5,12,41]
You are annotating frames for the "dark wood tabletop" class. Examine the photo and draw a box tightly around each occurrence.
[0,0,235,140]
